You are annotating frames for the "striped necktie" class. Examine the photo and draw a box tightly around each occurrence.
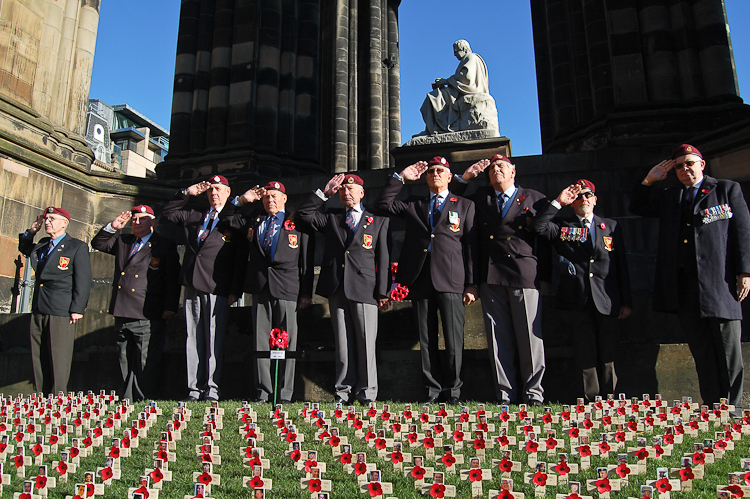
[198,209,217,244]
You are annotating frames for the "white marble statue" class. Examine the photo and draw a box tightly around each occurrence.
[420,40,499,136]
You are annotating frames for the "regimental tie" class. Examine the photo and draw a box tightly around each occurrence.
[498,193,508,214]
[39,240,54,263]
[431,195,444,229]
[198,209,217,244]
[686,186,695,204]
[262,215,278,252]
[129,238,143,258]
[345,209,356,233]
[581,218,593,250]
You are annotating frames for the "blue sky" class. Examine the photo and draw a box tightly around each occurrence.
[90,1,750,157]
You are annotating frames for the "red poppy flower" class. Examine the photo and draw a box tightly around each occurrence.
[546,437,558,449]
[516,410,526,419]
[671,405,681,414]
[157,449,168,461]
[286,432,297,442]
[674,424,684,435]
[70,447,80,458]
[688,420,699,430]
[380,411,391,421]
[35,475,47,489]
[498,458,513,472]
[56,461,68,475]
[334,409,343,418]
[433,424,445,435]
[403,410,412,419]
[453,430,464,442]
[304,459,318,473]
[32,443,43,456]
[122,437,130,448]
[391,451,403,463]
[468,468,483,482]
[477,422,489,432]
[367,407,378,418]
[14,431,24,442]
[133,486,149,499]
[595,478,611,493]
[391,422,401,432]
[329,435,341,447]
[93,427,103,437]
[375,438,387,450]
[652,444,664,456]
[555,462,570,475]
[657,413,667,422]
[578,445,591,457]
[449,198,458,202]
[533,471,548,486]
[611,431,624,443]
[245,475,262,488]
[20,494,31,499]
[692,451,705,465]
[616,407,626,416]
[568,427,579,438]
[496,435,509,447]
[498,491,513,499]
[424,437,435,449]
[599,222,606,229]
[602,415,612,425]
[149,468,162,483]
[368,482,383,496]
[411,465,426,479]
[541,413,552,424]
[14,454,24,468]
[284,220,295,231]
[616,463,630,478]
[407,432,418,443]
[340,452,352,464]
[353,419,363,430]
[474,439,486,450]
[202,453,213,463]
[498,411,510,422]
[441,453,456,467]
[268,328,289,349]
[110,446,120,458]
[247,456,261,467]
[526,440,539,453]
[724,485,744,498]
[716,439,728,450]
[318,430,330,441]
[633,448,647,461]
[198,472,212,485]
[560,410,571,421]
[420,413,430,423]
[354,462,368,475]
[430,483,446,498]
[307,478,322,493]
[364,431,376,441]
[0,442,6,453]
[680,467,694,481]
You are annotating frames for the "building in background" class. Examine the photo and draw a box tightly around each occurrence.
[85,100,170,178]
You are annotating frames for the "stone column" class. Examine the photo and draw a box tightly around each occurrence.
[583,0,614,118]
[169,0,201,156]
[294,0,320,161]
[34,0,66,118]
[638,0,679,103]
[50,0,81,128]
[693,0,739,97]
[254,0,282,151]
[226,0,258,149]
[386,2,400,161]
[188,0,216,153]
[367,0,383,171]
[205,0,234,149]
[332,0,349,173]
[66,0,100,136]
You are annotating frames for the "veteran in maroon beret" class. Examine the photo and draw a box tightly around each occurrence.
[452,153,550,406]
[298,173,390,404]
[91,205,181,401]
[228,181,314,403]
[375,157,477,405]
[163,175,245,401]
[630,144,750,415]
[19,206,92,395]
[531,179,632,401]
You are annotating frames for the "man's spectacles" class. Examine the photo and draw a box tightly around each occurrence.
[426,168,450,175]
[575,192,594,200]
[675,160,699,170]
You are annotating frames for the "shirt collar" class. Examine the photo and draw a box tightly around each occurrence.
[50,233,66,245]
[495,184,517,200]
[209,204,225,215]
[348,204,363,214]
[688,178,704,190]
[137,231,154,244]
[577,214,594,225]
[267,210,285,220]
[431,189,449,200]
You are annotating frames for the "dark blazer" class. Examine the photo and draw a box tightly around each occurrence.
[630,175,750,319]
[297,194,390,305]
[531,203,632,315]
[227,208,315,301]
[373,176,477,295]
[91,230,181,321]
[454,184,550,289]
[18,233,92,316]
[162,192,245,297]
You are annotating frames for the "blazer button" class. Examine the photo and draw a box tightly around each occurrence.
[345,251,349,254]
[518,226,523,229]
[590,259,594,263]
[507,254,511,258]
[489,235,493,239]
[506,237,511,241]
[131,288,135,292]
[135,275,139,278]
[431,234,434,238]
[589,273,594,277]
[121,272,125,276]
[118,286,121,289]
[683,239,688,243]
[40,283,43,287]
[423,249,428,253]
[341,264,345,268]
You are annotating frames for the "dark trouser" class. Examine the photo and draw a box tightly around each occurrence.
[678,272,744,412]
[252,286,298,402]
[30,313,75,395]
[567,301,617,402]
[115,318,166,401]
[411,264,465,400]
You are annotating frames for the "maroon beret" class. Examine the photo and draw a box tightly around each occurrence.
[576,179,595,193]
[263,181,286,193]
[343,174,364,187]
[45,206,70,220]
[427,156,450,168]
[489,153,513,165]
[208,174,229,186]
[131,205,155,218]
[671,144,702,160]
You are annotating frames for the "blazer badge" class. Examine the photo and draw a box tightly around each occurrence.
[222,230,232,242]
[288,233,299,249]
[57,257,70,270]
[603,236,613,251]
[448,211,460,232]
[362,234,373,249]
[247,227,254,242]
[149,257,160,270]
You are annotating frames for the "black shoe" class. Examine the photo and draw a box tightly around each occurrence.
[448,397,460,405]
[425,395,439,404]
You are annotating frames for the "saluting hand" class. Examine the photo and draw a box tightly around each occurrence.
[556,184,581,206]
[401,161,428,181]
[737,274,750,302]
[461,159,490,181]
[644,160,675,184]
[185,181,212,196]
[29,214,45,235]
[239,186,266,205]
[323,174,346,198]
[111,211,132,231]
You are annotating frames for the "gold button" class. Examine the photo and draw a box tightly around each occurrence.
[507,237,511,241]
[345,251,349,255]
[341,264,345,268]
[489,235,493,239]
[424,249,428,253]
[589,273,594,277]
[590,259,594,263]
[518,226,523,229]
[40,283,43,287]
[683,239,688,243]
[121,272,125,276]
[118,286,121,289]
[131,289,135,292]
[507,254,511,257]
[135,275,138,278]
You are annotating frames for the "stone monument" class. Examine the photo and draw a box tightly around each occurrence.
[406,40,500,146]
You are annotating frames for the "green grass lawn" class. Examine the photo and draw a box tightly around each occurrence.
[4,400,747,498]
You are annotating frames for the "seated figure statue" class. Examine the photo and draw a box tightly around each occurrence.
[420,40,499,136]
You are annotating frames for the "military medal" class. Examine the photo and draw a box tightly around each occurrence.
[247,227,254,242]
[149,258,160,270]
[560,227,588,242]
[57,257,70,270]
[448,211,460,232]
[288,234,299,249]
[702,204,733,225]
[603,237,613,252]
[362,234,373,249]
